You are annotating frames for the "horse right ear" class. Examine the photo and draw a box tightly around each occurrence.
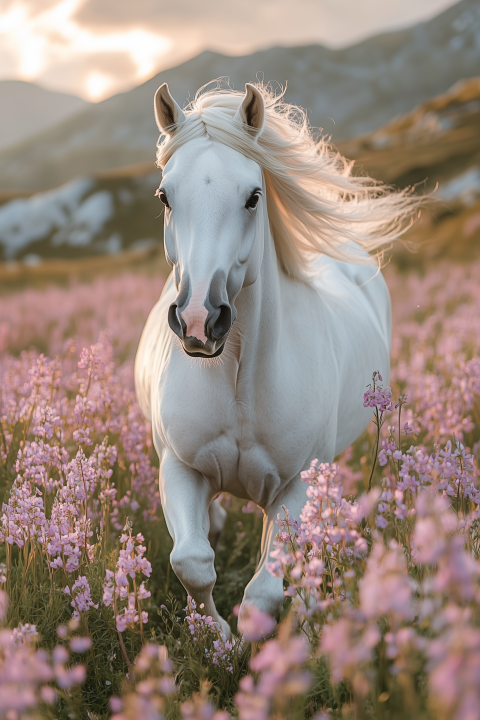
[154,83,186,134]
[233,84,265,137]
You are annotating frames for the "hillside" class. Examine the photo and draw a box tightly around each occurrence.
[338,77,480,263]
[0,80,89,152]
[339,77,480,190]
[0,0,478,193]
[1,76,479,268]
[0,165,162,264]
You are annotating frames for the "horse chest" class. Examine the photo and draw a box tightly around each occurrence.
[158,370,323,507]
[194,433,286,506]
[185,425,301,508]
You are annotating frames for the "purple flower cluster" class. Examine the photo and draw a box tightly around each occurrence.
[363,372,394,413]
[267,461,376,626]
[236,619,310,720]
[184,596,234,673]
[0,594,88,716]
[103,526,152,633]
[0,477,46,547]
[65,575,99,620]
[0,332,159,690]
[110,642,232,720]
[267,364,480,718]
[0,259,479,718]
[376,434,479,530]
[387,264,480,446]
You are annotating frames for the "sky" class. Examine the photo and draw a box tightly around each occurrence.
[0,0,460,102]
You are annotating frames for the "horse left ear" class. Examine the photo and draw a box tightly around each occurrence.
[233,83,265,136]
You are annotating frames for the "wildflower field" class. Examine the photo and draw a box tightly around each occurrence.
[0,256,479,720]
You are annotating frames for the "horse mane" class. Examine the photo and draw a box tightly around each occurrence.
[156,81,423,281]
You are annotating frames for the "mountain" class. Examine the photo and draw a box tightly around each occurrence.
[339,77,480,193]
[0,0,479,193]
[0,166,162,263]
[1,76,479,266]
[0,80,89,152]
[338,77,480,263]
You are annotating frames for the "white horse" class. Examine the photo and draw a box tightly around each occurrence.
[135,82,419,634]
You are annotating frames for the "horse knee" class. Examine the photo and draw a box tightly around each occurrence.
[170,541,216,596]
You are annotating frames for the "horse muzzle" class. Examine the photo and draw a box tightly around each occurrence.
[168,301,233,357]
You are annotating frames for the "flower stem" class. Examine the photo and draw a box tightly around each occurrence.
[118,629,135,681]
[368,408,381,491]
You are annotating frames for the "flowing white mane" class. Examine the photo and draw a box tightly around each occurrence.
[156,82,421,281]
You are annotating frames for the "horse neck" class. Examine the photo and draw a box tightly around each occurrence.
[233,216,283,368]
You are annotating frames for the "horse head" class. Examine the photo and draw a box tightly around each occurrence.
[154,83,266,357]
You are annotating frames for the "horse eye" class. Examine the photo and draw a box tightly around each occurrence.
[156,188,170,209]
[246,191,261,210]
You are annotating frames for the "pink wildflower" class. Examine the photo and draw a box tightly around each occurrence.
[103,525,152,633]
[236,603,276,641]
[65,576,98,619]
[359,541,414,622]
[236,623,310,720]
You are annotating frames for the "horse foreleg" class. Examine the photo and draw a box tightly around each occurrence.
[160,450,230,635]
[240,477,309,627]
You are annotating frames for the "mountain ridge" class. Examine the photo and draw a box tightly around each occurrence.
[0,80,89,152]
[0,0,478,192]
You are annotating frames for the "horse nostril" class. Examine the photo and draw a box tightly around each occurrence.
[211,304,232,341]
[168,304,185,339]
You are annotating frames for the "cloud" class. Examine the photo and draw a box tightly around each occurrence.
[38,50,138,99]
[73,0,459,50]
[1,0,59,18]
[0,0,459,101]
[0,0,172,99]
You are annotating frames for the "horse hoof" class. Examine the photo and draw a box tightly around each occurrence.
[218,614,232,639]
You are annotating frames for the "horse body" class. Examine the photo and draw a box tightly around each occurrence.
[136,228,391,497]
[135,83,408,633]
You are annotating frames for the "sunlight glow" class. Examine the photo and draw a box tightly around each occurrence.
[85,71,111,101]
[0,0,173,100]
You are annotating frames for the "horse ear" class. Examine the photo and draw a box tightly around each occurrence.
[154,83,186,134]
[233,83,265,136]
